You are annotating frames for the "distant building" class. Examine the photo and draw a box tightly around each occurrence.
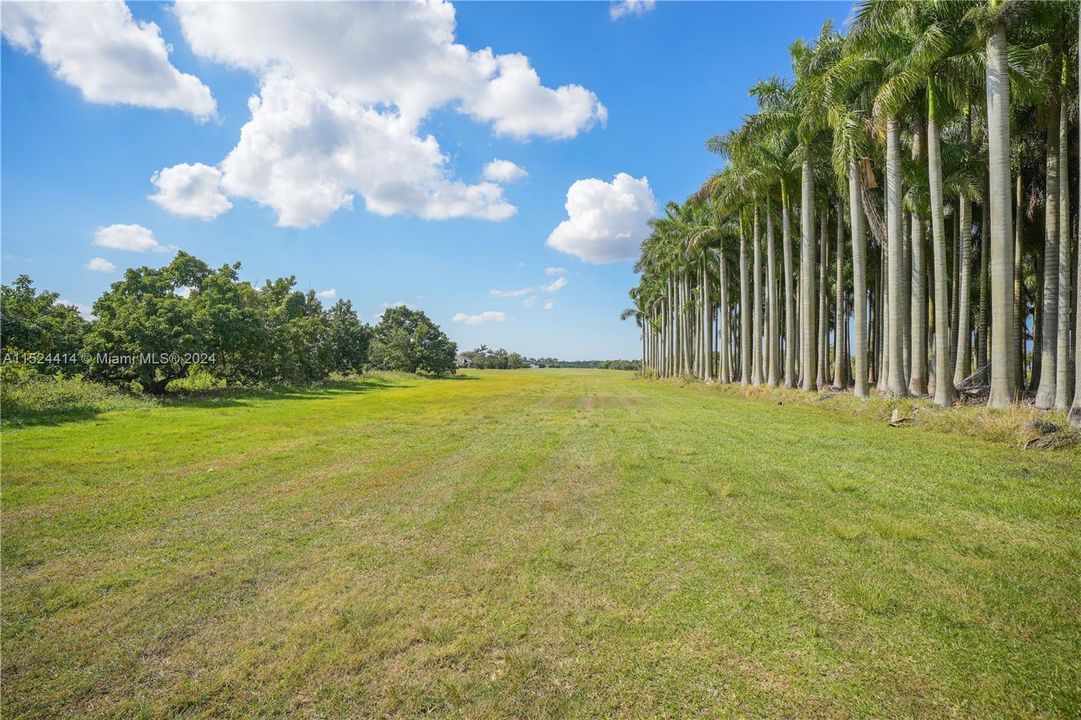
[455,353,472,368]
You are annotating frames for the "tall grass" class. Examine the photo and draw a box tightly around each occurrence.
[1,374,155,427]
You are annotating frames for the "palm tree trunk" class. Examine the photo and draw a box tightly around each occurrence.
[1035,85,1060,408]
[878,244,890,395]
[953,195,974,387]
[1014,175,1025,390]
[681,273,692,376]
[928,87,953,407]
[1055,87,1072,410]
[752,206,764,385]
[702,256,712,382]
[800,159,816,392]
[833,199,847,389]
[781,181,796,387]
[767,200,780,386]
[1072,11,1081,427]
[902,211,912,384]
[739,215,751,385]
[817,209,829,390]
[910,213,928,395]
[718,251,730,383]
[977,191,990,381]
[886,117,907,397]
[986,23,1017,408]
[849,159,869,397]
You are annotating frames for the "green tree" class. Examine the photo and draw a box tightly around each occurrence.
[369,306,456,375]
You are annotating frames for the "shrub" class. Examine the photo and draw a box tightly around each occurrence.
[1,373,152,426]
[164,364,227,394]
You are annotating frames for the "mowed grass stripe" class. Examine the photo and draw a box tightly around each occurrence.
[2,369,1078,718]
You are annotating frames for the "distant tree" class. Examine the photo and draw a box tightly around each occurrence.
[83,253,209,391]
[325,299,370,373]
[0,275,87,372]
[370,306,456,374]
[507,352,525,369]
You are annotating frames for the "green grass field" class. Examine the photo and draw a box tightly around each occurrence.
[2,369,1079,718]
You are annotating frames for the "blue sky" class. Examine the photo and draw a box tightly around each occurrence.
[2,1,852,360]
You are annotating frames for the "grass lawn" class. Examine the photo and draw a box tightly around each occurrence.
[2,369,1079,718]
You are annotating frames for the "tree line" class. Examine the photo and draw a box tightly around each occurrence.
[627,0,1081,427]
[1,252,457,392]
[460,346,639,371]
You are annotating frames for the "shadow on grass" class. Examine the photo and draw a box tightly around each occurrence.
[2,375,405,429]
[161,376,404,409]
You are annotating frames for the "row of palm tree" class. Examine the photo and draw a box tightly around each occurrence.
[627,0,1081,427]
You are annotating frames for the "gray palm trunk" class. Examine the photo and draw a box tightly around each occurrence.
[766,202,780,386]
[910,123,928,395]
[928,103,953,407]
[953,195,973,387]
[739,220,751,385]
[986,23,1017,408]
[752,207,764,385]
[1072,11,1081,427]
[833,201,847,389]
[910,214,928,394]
[701,255,712,382]
[849,159,869,397]
[1035,92,1060,409]
[717,250,731,383]
[885,117,907,397]
[800,159,817,391]
[681,273,693,376]
[782,184,796,387]
[977,193,990,380]
[817,210,829,390]
[1054,91,1071,410]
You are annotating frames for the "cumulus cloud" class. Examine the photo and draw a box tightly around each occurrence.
[542,276,568,292]
[522,296,538,308]
[610,0,656,20]
[544,301,554,310]
[318,288,337,299]
[452,310,506,325]
[214,73,515,227]
[546,173,657,263]
[482,159,528,183]
[86,257,116,273]
[545,266,567,276]
[1,1,215,119]
[148,163,232,220]
[167,1,605,227]
[490,286,533,298]
[92,224,167,253]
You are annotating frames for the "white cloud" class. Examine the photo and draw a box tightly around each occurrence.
[543,276,568,292]
[92,224,167,253]
[482,159,528,183]
[545,266,567,276]
[171,1,604,227]
[214,73,515,228]
[148,163,232,220]
[318,288,337,299]
[1,1,215,119]
[546,173,657,264]
[452,310,506,325]
[57,299,92,319]
[544,301,554,310]
[522,296,538,308]
[85,257,116,273]
[610,0,656,21]
[490,286,533,298]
